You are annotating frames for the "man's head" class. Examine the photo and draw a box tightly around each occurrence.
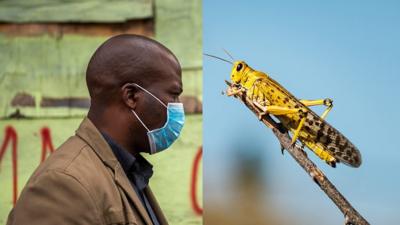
[86,34,182,154]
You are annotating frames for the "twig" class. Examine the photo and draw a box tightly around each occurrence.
[224,81,370,225]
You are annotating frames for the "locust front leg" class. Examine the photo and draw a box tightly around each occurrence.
[226,85,246,96]
[247,80,272,119]
[300,98,333,120]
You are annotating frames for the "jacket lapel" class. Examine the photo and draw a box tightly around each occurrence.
[144,187,169,225]
[114,166,153,225]
[75,117,153,225]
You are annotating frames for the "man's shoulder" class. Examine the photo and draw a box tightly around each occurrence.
[29,135,109,189]
[36,135,89,172]
[8,135,113,225]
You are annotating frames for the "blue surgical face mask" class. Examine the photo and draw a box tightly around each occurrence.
[130,83,185,154]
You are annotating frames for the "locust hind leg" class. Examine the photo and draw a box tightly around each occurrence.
[300,98,333,120]
[290,110,308,146]
[253,104,301,120]
[251,102,311,157]
[252,102,308,145]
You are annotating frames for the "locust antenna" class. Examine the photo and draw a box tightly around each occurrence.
[204,53,233,65]
[222,48,235,61]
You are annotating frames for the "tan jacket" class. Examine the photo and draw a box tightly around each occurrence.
[7,117,168,225]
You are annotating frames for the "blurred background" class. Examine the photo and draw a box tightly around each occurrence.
[0,0,202,224]
[204,0,400,224]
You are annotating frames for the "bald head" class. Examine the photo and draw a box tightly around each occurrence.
[86,34,181,106]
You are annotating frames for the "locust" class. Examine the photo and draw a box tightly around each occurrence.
[206,53,362,168]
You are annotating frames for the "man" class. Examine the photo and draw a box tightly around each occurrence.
[7,34,185,225]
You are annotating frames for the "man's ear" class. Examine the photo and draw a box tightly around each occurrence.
[121,83,138,109]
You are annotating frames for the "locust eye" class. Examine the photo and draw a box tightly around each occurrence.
[236,63,243,71]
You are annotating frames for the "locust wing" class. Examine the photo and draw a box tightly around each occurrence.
[304,113,362,167]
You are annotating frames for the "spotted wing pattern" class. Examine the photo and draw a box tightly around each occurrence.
[302,113,362,167]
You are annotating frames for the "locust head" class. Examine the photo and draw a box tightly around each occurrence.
[203,53,252,85]
[230,61,249,85]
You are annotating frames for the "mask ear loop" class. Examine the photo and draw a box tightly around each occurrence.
[132,83,167,108]
[131,109,150,132]
[130,83,168,132]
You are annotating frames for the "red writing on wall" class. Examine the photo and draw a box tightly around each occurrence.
[190,146,203,215]
[0,126,18,205]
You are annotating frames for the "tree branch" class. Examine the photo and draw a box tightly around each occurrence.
[224,81,370,225]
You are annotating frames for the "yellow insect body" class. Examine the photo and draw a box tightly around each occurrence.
[229,61,361,168]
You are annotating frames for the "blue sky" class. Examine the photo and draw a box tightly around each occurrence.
[203,1,400,224]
